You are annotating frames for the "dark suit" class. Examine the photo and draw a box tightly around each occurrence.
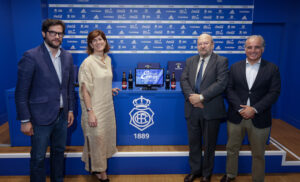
[227,59,281,128]
[226,59,280,181]
[180,52,228,177]
[15,43,74,125]
[15,43,74,182]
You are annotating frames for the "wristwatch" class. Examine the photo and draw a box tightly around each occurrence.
[86,107,93,112]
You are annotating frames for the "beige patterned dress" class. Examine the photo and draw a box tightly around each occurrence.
[78,54,117,172]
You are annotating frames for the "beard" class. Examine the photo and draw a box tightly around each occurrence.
[44,36,62,49]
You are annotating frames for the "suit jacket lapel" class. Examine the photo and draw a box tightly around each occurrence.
[41,43,61,85]
[191,55,200,88]
[201,52,215,83]
[60,49,66,86]
[240,60,249,90]
[251,59,265,90]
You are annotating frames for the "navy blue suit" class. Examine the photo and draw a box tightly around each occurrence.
[15,43,75,182]
[15,43,74,125]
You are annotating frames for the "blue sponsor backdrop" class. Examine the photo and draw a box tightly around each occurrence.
[46,0,254,81]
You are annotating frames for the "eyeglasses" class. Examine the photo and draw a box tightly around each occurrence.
[47,30,64,38]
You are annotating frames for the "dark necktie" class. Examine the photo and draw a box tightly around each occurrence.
[195,59,204,93]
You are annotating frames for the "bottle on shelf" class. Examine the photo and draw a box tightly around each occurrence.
[122,72,127,90]
[165,70,170,89]
[171,72,176,90]
[128,70,133,89]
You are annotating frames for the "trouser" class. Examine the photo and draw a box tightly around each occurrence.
[187,108,221,177]
[226,119,270,182]
[30,109,67,182]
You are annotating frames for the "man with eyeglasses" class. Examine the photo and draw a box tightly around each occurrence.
[220,35,281,182]
[15,19,75,182]
[180,33,229,182]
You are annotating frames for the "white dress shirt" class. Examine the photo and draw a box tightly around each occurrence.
[246,58,261,106]
[44,42,63,108]
[195,55,211,82]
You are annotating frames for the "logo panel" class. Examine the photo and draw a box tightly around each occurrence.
[129,96,154,131]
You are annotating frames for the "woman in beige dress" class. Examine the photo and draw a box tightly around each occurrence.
[78,29,119,182]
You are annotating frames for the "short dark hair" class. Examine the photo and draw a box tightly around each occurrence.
[87,29,110,55]
[42,19,66,34]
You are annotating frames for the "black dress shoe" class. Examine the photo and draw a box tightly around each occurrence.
[92,172,110,182]
[99,179,109,182]
[220,175,235,182]
[201,176,211,182]
[184,174,200,182]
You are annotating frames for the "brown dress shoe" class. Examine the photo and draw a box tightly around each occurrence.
[220,174,235,182]
[201,176,211,182]
[184,174,200,182]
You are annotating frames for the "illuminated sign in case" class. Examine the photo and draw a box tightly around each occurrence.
[47,0,254,54]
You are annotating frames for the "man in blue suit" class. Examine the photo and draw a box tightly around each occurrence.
[220,35,281,182]
[15,19,75,182]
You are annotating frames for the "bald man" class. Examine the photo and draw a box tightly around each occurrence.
[180,34,229,182]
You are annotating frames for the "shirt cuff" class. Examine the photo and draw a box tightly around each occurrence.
[238,107,258,113]
[199,94,204,102]
[21,119,30,123]
[252,107,258,113]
